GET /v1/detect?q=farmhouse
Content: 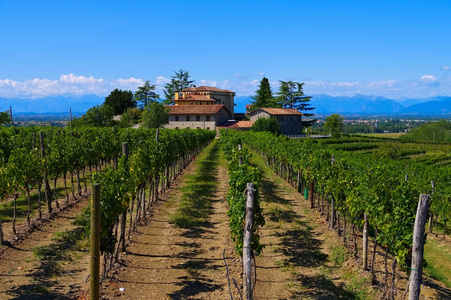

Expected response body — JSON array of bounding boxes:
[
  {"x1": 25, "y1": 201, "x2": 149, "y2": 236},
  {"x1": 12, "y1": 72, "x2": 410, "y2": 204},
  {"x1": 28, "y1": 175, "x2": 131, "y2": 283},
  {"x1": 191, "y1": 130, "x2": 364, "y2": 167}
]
[
  {"x1": 249, "y1": 107, "x2": 303, "y2": 135},
  {"x1": 165, "y1": 105, "x2": 230, "y2": 130},
  {"x1": 173, "y1": 85, "x2": 235, "y2": 119}
]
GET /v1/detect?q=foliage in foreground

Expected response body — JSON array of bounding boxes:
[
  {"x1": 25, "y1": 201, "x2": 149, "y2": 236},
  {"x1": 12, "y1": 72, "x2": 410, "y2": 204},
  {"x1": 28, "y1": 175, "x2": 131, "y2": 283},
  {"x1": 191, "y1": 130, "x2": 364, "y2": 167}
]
[{"x1": 219, "y1": 130, "x2": 264, "y2": 256}]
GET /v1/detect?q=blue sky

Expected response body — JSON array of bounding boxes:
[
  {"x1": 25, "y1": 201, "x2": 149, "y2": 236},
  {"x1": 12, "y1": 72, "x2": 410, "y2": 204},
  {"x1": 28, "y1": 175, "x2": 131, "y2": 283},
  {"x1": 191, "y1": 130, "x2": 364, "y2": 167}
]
[{"x1": 0, "y1": 0, "x2": 450, "y2": 101}]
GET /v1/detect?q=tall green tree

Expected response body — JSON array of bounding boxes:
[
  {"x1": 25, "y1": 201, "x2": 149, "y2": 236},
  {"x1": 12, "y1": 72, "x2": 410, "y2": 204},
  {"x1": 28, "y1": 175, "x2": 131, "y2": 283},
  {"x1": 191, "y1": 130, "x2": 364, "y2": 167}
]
[
  {"x1": 324, "y1": 113, "x2": 344, "y2": 138},
  {"x1": 0, "y1": 109, "x2": 10, "y2": 125},
  {"x1": 134, "y1": 80, "x2": 159, "y2": 109},
  {"x1": 72, "y1": 104, "x2": 116, "y2": 127},
  {"x1": 141, "y1": 101, "x2": 170, "y2": 129},
  {"x1": 163, "y1": 69, "x2": 195, "y2": 105},
  {"x1": 250, "y1": 77, "x2": 275, "y2": 111},
  {"x1": 276, "y1": 80, "x2": 315, "y2": 126},
  {"x1": 104, "y1": 89, "x2": 135, "y2": 115}
]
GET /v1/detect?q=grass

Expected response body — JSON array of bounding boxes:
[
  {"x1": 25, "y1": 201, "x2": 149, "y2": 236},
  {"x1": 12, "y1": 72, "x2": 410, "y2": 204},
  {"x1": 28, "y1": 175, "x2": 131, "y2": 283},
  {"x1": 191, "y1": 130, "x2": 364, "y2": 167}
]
[
  {"x1": 170, "y1": 140, "x2": 220, "y2": 228},
  {"x1": 330, "y1": 244, "x2": 349, "y2": 267},
  {"x1": 424, "y1": 237, "x2": 451, "y2": 288}
]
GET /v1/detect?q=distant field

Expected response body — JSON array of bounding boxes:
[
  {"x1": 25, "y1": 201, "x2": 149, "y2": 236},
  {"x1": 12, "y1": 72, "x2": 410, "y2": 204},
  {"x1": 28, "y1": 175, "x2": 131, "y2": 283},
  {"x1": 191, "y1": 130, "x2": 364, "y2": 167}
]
[{"x1": 364, "y1": 132, "x2": 406, "y2": 138}]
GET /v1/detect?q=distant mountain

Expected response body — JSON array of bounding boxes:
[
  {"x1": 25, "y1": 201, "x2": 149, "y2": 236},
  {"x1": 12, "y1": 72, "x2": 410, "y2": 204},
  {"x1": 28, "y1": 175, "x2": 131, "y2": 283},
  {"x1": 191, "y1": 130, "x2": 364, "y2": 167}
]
[
  {"x1": 0, "y1": 95, "x2": 104, "y2": 113},
  {"x1": 310, "y1": 94, "x2": 406, "y2": 114},
  {"x1": 2, "y1": 94, "x2": 451, "y2": 116},
  {"x1": 399, "y1": 97, "x2": 451, "y2": 115}
]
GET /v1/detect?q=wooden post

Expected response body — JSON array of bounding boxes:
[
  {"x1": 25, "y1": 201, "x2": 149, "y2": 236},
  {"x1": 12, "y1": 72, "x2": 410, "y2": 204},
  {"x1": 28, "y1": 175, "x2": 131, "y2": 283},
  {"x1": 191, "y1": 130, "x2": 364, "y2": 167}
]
[
  {"x1": 310, "y1": 181, "x2": 314, "y2": 209},
  {"x1": 409, "y1": 194, "x2": 429, "y2": 300},
  {"x1": 9, "y1": 106, "x2": 13, "y2": 126},
  {"x1": 40, "y1": 131, "x2": 52, "y2": 214},
  {"x1": 428, "y1": 180, "x2": 435, "y2": 233},
  {"x1": 90, "y1": 183, "x2": 101, "y2": 300},
  {"x1": 119, "y1": 142, "x2": 129, "y2": 253},
  {"x1": 363, "y1": 212, "x2": 369, "y2": 270},
  {"x1": 243, "y1": 182, "x2": 255, "y2": 300}
]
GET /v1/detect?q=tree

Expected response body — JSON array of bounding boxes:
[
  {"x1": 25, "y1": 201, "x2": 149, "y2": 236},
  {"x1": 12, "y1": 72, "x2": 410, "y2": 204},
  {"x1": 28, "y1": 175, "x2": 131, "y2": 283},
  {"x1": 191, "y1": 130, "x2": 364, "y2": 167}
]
[
  {"x1": 249, "y1": 77, "x2": 275, "y2": 111},
  {"x1": 163, "y1": 70, "x2": 195, "y2": 105},
  {"x1": 324, "y1": 114, "x2": 344, "y2": 138},
  {"x1": 250, "y1": 117, "x2": 281, "y2": 135},
  {"x1": 134, "y1": 81, "x2": 159, "y2": 109},
  {"x1": 276, "y1": 80, "x2": 315, "y2": 126},
  {"x1": 104, "y1": 89, "x2": 135, "y2": 115},
  {"x1": 117, "y1": 108, "x2": 141, "y2": 128},
  {"x1": 73, "y1": 104, "x2": 116, "y2": 127},
  {"x1": 0, "y1": 109, "x2": 10, "y2": 125},
  {"x1": 141, "y1": 101, "x2": 170, "y2": 129}
]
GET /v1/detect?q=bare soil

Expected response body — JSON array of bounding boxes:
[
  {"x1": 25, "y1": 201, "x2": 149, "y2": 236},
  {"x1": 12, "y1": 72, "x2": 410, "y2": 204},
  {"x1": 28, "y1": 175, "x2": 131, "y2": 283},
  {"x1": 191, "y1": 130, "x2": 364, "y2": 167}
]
[
  {"x1": 102, "y1": 148, "x2": 242, "y2": 299},
  {"x1": 0, "y1": 195, "x2": 91, "y2": 299}
]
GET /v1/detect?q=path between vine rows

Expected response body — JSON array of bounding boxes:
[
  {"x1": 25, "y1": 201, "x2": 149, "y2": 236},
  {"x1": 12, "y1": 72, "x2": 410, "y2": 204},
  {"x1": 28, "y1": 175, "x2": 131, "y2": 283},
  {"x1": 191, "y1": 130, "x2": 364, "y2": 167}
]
[
  {"x1": 0, "y1": 196, "x2": 91, "y2": 299},
  {"x1": 101, "y1": 141, "x2": 359, "y2": 300}
]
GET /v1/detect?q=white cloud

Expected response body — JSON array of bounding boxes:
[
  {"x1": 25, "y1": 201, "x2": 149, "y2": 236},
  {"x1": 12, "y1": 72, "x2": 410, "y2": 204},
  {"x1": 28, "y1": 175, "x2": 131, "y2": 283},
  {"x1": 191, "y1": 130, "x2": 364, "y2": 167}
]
[
  {"x1": 155, "y1": 76, "x2": 170, "y2": 86},
  {"x1": 421, "y1": 75, "x2": 437, "y2": 81},
  {"x1": 441, "y1": 65, "x2": 450, "y2": 71},
  {"x1": 0, "y1": 74, "x2": 146, "y2": 98},
  {"x1": 2, "y1": 73, "x2": 451, "y2": 100}
]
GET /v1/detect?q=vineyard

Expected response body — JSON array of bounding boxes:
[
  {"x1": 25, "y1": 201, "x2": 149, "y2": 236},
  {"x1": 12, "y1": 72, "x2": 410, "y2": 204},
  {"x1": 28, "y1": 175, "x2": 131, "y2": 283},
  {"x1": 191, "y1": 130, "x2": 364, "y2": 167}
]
[{"x1": 0, "y1": 127, "x2": 450, "y2": 299}]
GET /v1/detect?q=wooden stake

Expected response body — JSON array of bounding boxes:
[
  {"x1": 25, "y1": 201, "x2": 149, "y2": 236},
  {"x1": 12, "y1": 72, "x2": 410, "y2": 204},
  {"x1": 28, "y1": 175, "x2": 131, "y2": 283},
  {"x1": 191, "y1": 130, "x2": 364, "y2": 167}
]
[
  {"x1": 90, "y1": 184, "x2": 101, "y2": 300},
  {"x1": 243, "y1": 182, "x2": 255, "y2": 300},
  {"x1": 409, "y1": 194, "x2": 429, "y2": 300},
  {"x1": 363, "y1": 212, "x2": 369, "y2": 270}
]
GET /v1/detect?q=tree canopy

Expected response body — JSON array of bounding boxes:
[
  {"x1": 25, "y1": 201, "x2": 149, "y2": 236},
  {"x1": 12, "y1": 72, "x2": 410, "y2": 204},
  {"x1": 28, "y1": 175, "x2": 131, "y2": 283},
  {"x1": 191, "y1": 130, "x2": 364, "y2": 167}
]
[
  {"x1": 104, "y1": 89, "x2": 135, "y2": 115},
  {"x1": 0, "y1": 109, "x2": 11, "y2": 125},
  {"x1": 140, "y1": 101, "x2": 170, "y2": 129},
  {"x1": 249, "y1": 77, "x2": 275, "y2": 111},
  {"x1": 400, "y1": 119, "x2": 451, "y2": 143},
  {"x1": 72, "y1": 104, "x2": 116, "y2": 127},
  {"x1": 276, "y1": 80, "x2": 315, "y2": 127},
  {"x1": 163, "y1": 70, "x2": 195, "y2": 105},
  {"x1": 134, "y1": 80, "x2": 159, "y2": 109},
  {"x1": 250, "y1": 117, "x2": 281, "y2": 135},
  {"x1": 324, "y1": 113, "x2": 344, "y2": 138}
]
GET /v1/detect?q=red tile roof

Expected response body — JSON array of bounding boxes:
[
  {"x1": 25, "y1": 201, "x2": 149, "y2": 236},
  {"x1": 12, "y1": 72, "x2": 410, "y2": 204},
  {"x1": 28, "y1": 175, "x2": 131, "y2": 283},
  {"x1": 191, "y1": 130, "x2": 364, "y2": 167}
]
[
  {"x1": 252, "y1": 108, "x2": 303, "y2": 115},
  {"x1": 217, "y1": 120, "x2": 253, "y2": 128},
  {"x1": 167, "y1": 105, "x2": 229, "y2": 115},
  {"x1": 182, "y1": 86, "x2": 235, "y2": 94},
  {"x1": 229, "y1": 121, "x2": 253, "y2": 128}
]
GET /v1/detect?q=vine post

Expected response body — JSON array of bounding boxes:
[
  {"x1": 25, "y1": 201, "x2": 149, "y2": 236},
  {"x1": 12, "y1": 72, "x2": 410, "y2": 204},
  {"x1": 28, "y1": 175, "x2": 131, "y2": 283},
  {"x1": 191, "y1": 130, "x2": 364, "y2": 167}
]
[
  {"x1": 363, "y1": 212, "x2": 369, "y2": 270},
  {"x1": 40, "y1": 131, "x2": 52, "y2": 214},
  {"x1": 90, "y1": 183, "x2": 101, "y2": 300},
  {"x1": 243, "y1": 182, "x2": 254, "y2": 300},
  {"x1": 408, "y1": 194, "x2": 429, "y2": 300}
]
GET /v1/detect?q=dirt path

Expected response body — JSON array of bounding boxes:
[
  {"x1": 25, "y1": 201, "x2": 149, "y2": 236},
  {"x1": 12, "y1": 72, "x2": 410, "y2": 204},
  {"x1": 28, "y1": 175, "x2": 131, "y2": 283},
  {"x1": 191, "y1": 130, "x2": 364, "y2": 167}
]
[
  {"x1": 103, "y1": 141, "x2": 242, "y2": 299},
  {"x1": 0, "y1": 196, "x2": 90, "y2": 299},
  {"x1": 253, "y1": 164, "x2": 354, "y2": 299}
]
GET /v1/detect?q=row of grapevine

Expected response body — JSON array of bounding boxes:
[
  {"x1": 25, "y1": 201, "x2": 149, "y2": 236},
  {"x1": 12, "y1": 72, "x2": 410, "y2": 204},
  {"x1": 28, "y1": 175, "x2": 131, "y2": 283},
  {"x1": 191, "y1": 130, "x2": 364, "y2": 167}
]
[
  {"x1": 218, "y1": 130, "x2": 264, "y2": 256},
  {"x1": 237, "y1": 131, "x2": 451, "y2": 294},
  {"x1": 88, "y1": 128, "x2": 216, "y2": 277},
  {"x1": 0, "y1": 127, "x2": 215, "y2": 251}
]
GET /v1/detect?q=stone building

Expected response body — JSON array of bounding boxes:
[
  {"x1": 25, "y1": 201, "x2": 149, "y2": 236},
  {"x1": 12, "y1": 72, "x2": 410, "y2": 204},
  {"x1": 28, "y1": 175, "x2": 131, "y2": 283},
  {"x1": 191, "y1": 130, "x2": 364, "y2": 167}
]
[
  {"x1": 165, "y1": 105, "x2": 230, "y2": 130},
  {"x1": 173, "y1": 85, "x2": 235, "y2": 119},
  {"x1": 249, "y1": 108, "x2": 303, "y2": 135}
]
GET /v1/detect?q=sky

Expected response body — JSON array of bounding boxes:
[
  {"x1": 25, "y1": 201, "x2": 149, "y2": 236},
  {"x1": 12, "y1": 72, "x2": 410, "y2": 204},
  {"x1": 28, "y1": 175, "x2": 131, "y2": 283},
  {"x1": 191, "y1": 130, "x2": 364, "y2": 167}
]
[{"x1": 0, "y1": 0, "x2": 450, "y2": 102}]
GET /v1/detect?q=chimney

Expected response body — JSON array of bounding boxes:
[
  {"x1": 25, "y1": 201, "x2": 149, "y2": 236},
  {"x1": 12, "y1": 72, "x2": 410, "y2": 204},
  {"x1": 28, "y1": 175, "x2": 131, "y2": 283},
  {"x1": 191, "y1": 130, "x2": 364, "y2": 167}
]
[{"x1": 193, "y1": 85, "x2": 196, "y2": 88}]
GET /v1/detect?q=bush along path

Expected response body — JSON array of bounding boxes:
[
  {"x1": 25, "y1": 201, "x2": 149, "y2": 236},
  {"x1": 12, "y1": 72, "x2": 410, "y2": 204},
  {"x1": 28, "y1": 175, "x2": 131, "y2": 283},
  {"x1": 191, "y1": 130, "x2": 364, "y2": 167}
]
[{"x1": 102, "y1": 140, "x2": 243, "y2": 299}]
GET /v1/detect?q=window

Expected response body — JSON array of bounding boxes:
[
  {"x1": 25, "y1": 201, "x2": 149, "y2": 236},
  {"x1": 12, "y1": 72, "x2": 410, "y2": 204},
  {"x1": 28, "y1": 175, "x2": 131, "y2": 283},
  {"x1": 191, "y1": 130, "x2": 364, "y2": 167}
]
[
  {"x1": 175, "y1": 115, "x2": 179, "y2": 121},
  {"x1": 207, "y1": 127, "x2": 210, "y2": 130},
  {"x1": 206, "y1": 116, "x2": 210, "y2": 121},
  {"x1": 186, "y1": 116, "x2": 190, "y2": 121},
  {"x1": 196, "y1": 115, "x2": 200, "y2": 121}
]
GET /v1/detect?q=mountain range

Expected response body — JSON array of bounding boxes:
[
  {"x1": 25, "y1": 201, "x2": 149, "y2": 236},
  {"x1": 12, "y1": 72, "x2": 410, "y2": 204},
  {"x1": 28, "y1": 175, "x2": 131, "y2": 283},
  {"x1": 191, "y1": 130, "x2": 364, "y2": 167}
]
[{"x1": 2, "y1": 94, "x2": 451, "y2": 116}]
